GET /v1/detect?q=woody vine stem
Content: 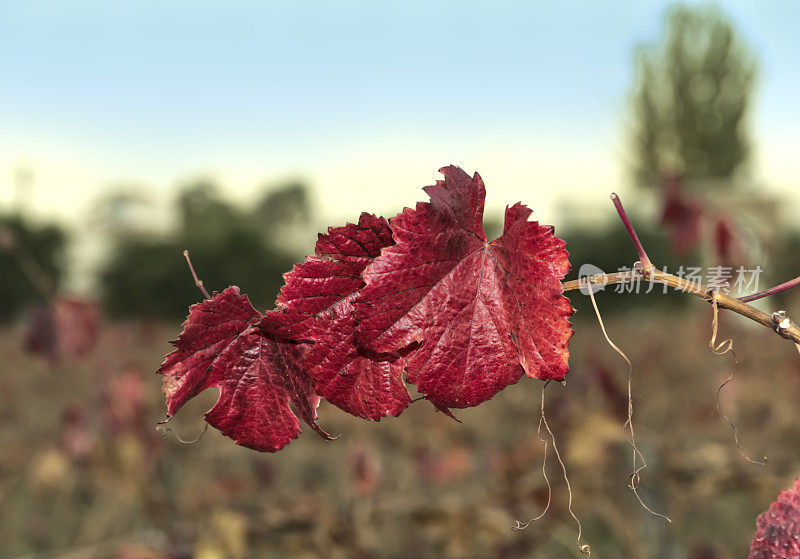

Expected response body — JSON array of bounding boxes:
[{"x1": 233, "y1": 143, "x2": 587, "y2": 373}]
[{"x1": 561, "y1": 193, "x2": 800, "y2": 347}]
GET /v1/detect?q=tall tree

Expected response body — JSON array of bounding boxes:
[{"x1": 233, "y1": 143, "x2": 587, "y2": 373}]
[{"x1": 631, "y1": 3, "x2": 757, "y2": 189}]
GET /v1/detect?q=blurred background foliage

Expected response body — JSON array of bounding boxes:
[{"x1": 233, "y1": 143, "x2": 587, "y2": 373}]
[
  {"x1": 2, "y1": 2, "x2": 800, "y2": 558},
  {"x1": 100, "y1": 180, "x2": 309, "y2": 320},
  {"x1": 631, "y1": 3, "x2": 756, "y2": 190},
  {"x1": 3, "y1": 2, "x2": 793, "y2": 324},
  {"x1": 0, "y1": 214, "x2": 65, "y2": 320},
  {"x1": 1, "y1": 179, "x2": 311, "y2": 322}
]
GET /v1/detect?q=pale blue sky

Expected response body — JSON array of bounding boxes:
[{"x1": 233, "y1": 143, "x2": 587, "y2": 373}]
[{"x1": 1, "y1": 0, "x2": 798, "y2": 229}]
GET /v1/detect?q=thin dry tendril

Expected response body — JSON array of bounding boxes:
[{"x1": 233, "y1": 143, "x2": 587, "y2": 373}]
[
  {"x1": 513, "y1": 382, "x2": 591, "y2": 556},
  {"x1": 513, "y1": 382, "x2": 552, "y2": 530},
  {"x1": 156, "y1": 417, "x2": 210, "y2": 444},
  {"x1": 585, "y1": 276, "x2": 672, "y2": 523},
  {"x1": 708, "y1": 292, "x2": 767, "y2": 466}
]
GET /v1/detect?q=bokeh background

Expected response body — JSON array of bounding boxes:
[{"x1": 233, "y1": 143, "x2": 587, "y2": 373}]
[{"x1": 2, "y1": 1, "x2": 799, "y2": 557}]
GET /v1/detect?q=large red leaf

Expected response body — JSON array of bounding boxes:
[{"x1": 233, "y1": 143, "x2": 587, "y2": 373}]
[
  {"x1": 355, "y1": 166, "x2": 573, "y2": 410},
  {"x1": 159, "y1": 287, "x2": 332, "y2": 452},
  {"x1": 262, "y1": 213, "x2": 411, "y2": 420},
  {"x1": 749, "y1": 478, "x2": 800, "y2": 558}
]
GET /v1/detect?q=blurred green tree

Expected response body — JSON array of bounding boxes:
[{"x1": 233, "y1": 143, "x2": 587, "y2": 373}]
[
  {"x1": 631, "y1": 3, "x2": 757, "y2": 189},
  {"x1": 252, "y1": 181, "x2": 310, "y2": 237},
  {"x1": 101, "y1": 180, "x2": 313, "y2": 319}
]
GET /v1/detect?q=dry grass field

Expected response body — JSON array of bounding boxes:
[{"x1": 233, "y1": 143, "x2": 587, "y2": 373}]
[{"x1": 2, "y1": 299, "x2": 800, "y2": 558}]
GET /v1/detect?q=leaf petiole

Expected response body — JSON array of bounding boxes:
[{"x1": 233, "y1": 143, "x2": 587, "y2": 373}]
[
  {"x1": 738, "y1": 275, "x2": 800, "y2": 303},
  {"x1": 183, "y1": 249, "x2": 211, "y2": 300},
  {"x1": 610, "y1": 193, "x2": 653, "y2": 273}
]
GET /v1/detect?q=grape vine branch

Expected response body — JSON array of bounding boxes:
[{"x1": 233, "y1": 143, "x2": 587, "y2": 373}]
[
  {"x1": 160, "y1": 168, "x2": 800, "y2": 456},
  {"x1": 562, "y1": 193, "x2": 800, "y2": 346}
]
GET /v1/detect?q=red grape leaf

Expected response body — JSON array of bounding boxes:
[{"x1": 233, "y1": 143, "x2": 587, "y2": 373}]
[
  {"x1": 749, "y1": 477, "x2": 800, "y2": 558},
  {"x1": 159, "y1": 286, "x2": 332, "y2": 452},
  {"x1": 355, "y1": 166, "x2": 573, "y2": 411},
  {"x1": 262, "y1": 213, "x2": 411, "y2": 420}
]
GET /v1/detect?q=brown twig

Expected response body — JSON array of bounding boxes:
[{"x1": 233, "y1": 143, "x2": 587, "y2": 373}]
[
  {"x1": 183, "y1": 250, "x2": 211, "y2": 300},
  {"x1": 562, "y1": 270, "x2": 800, "y2": 346},
  {"x1": 739, "y1": 274, "x2": 800, "y2": 303},
  {"x1": 562, "y1": 193, "x2": 800, "y2": 348}
]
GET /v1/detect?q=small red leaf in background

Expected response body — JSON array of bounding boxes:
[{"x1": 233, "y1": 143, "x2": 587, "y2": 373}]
[
  {"x1": 713, "y1": 216, "x2": 744, "y2": 265},
  {"x1": 584, "y1": 350, "x2": 628, "y2": 421},
  {"x1": 100, "y1": 366, "x2": 163, "y2": 464},
  {"x1": 263, "y1": 213, "x2": 411, "y2": 420},
  {"x1": 59, "y1": 402, "x2": 95, "y2": 465},
  {"x1": 749, "y1": 477, "x2": 800, "y2": 558},
  {"x1": 102, "y1": 369, "x2": 147, "y2": 436},
  {"x1": 23, "y1": 304, "x2": 56, "y2": 359},
  {"x1": 159, "y1": 287, "x2": 332, "y2": 452},
  {"x1": 56, "y1": 297, "x2": 99, "y2": 358},
  {"x1": 349, "y1": 444, "x2": 381, "y2": 495},
  {"x1": 355, "y1": 166, "x2": 573, "y2": 412},
  {"x1": 660, "y1": 179, "x2": 703, "y2": 257},
  {"x1": 660, "y1": 177, "x2": 745, "y2": 266},
  {"x1": 24, "y1": 297, "x2": 99, "y2": 363},
  {"x1": 413, "y1": 444, "x2": 474, "y2": 484}
]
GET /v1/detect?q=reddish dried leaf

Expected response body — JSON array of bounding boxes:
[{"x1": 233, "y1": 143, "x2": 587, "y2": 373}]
[
  {"x1": 749, "y1": 478, "x2": 800, "y2": 558},
  {"x1": 24, "y1": 297, "x2": 99, "y2": 363},
  {"x1": 101, "y1": 367, "x2": 163, "y2": 463},
  {"x1": 349, "y1": 443, "x2": 381, "y2": 495},
  {"x1": 355, "y1": 166, "x2": 573, "y2": 411},
  {"x1": 59, "y1": 403, "x2": 95, "y2": 465},
  {"x1": 102, "y1": 369, "x2": 147, "y2": 436},
  {"x1": 414, "y1": 444, "x2": 474, "y2": 484},
  {"x1": 660, "y1": 181, "x2": 703, "y2": 256},
  {"x1": 713, "y1": 216, "x2": 743, "y2": 265},
  {"x1": 263, "y1": 213, "x2": 411, "y2": 420},
  {"x1": 585, "y1": 350, "x2": 628, "y2": 421},
  {"x1": 55, "y1": 298, "x2": 99, "y2": 358},
  {"x1": 159, "y1": 287, "x2": 332, "y2": 452},
  {"x1": 23, "y1": 304, "x2": 56, "y2": 360}
]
